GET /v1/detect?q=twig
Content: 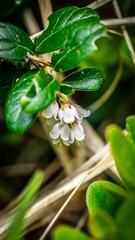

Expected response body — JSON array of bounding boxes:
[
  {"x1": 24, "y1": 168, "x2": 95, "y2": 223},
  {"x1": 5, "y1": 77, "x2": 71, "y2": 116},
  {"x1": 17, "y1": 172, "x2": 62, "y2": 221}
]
[
  {"x1": 23, "y1": 8, "x2": 40, "y2": 34},
  {"x1": 38, "y1": 152, "x2": 113, "y2": 240},
  {"x1": 112, "y1": 0, "x2": 135, "y2": 67},
  {"x1": 88, "y1": 0, "x2": 112, "y2": 9},
  {"x1": 38, "y1": 0, "x2": 52, "y2": 28},
  {"x1": 101, "y1": 17, "x2": 135, "y2": 27}
]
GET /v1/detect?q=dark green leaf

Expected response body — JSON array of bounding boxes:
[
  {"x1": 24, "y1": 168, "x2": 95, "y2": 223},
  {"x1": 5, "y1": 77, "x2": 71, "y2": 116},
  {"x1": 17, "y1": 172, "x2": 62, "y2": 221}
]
[
  {"x1": 0, "y1": 22, "x2": 34, "y2": 61},
  {"x1": 52, "y1": 22, "x2": 106, "y2": 72},
  {"x1": 90, "y1": 210, "x2": 118, "y2": 240},
  {"x1": 0, "y1": 61, "x2": 24, "y2": 106},
  {"x1": 86, "y1": 180, "x2": 128, "y2": 217},
  {"x1": 53, "y1": 225, "x2": 92, "y2": 240},
  {"x1": 126, "y1": 116, "x2": 135, "y2": 143},
  {"x1": 4, "y1": 170, "x2": 44, "y2": 240},
  {"x1": 5, "y1": 70, "x2": 40, "y2": 134},
  {"x1": 60, "y1": 83, "x2": 75, "y2": 95},
  {"x1": 35, "y1": 6, "x2": 100, "y2": 54},
  {"x1": 0, "y1": 0, "x2": 23, "y2": 19},
  {"x1": 116, "y1": 196, "x2": 135, "y2": 240},
  {"x1": 106, "y1": 125, "x2": 135, "y2": 192},
  {"x1": 62, "y1": 68, "x2": 104, "y2": 91},
  {"x1": 21, "y1": 69, "x2": 60, "y2": 113}
]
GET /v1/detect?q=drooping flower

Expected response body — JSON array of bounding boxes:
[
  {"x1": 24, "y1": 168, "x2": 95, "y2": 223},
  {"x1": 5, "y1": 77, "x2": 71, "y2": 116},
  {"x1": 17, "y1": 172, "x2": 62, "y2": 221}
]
[
  {"x1": 41, "y1": 94, "x2": 90, "y2": 146},
  {"x1": 49, "y1": 121, "x2": 85, "y2": 146},
  {"x1": 42, "y1": 101, "x2": 59, "y2": 120}
]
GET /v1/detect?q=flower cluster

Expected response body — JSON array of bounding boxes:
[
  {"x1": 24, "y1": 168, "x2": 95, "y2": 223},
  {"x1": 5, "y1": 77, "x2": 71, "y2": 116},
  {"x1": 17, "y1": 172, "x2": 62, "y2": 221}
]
[{"x1": 42, "y1": 95, "x2": 90, "y2": 146}]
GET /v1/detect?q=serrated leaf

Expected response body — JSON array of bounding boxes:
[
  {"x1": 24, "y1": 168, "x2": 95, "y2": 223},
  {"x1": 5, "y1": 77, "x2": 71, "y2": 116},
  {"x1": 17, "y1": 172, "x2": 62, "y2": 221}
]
[
  {"x1": 90, "y1": 210, "x2": 118, "y2": 240},
  {"x1": 126, "y1": 116, "x2": 135, "y2": 143},
  {"x1": 53, "y1": 225, "x2": 92, "y2": 240},
  {"x1": 5, "y1": 70, "x2": 40, "y2": 134},
  {"x1": 4, "y1": 170, "x2": 44, "y2": 240},
  {"x1": 22, "y1": 69, "x2": 60, "y2": 113},
  {"x1": 0, "y1": 22, "x2": 34, "y2": 61},
  {"x1": 52, "y1": 22, "x2": 106, "y2": 72},
  {"x1": 0, "y1": 0, "x2": 23, "y2": 19},
  {"x1": 116, "y1": 196, "x2": 135, "y2": 240},
  {"x1": 0, "y1": 61, "x2": 23, "y2": 105},
  {"x1": 35, "y1": 6, "x2": 99, "y2": 54},
  {"x1": 62, "y1": 68, "x2": 104, "y2": 91},
  {"x1": 106, "y1": 125, "x2": 135, "y2": 192},
  {"x1": 86, "y1": 180, "x2": 128, "y2": 217}
]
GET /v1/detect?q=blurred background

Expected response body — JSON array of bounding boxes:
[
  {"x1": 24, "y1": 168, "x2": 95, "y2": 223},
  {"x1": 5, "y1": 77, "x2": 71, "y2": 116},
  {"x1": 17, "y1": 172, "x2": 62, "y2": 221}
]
[{"x1": 0, "y1": 0, "x2": 135, "y2": 239}]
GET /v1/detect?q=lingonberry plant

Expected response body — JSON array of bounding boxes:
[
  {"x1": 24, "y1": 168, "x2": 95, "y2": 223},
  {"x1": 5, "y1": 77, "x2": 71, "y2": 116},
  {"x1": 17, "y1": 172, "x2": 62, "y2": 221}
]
[{"x1": 0, "y1": 6, "x2": 106, "y2": 145}]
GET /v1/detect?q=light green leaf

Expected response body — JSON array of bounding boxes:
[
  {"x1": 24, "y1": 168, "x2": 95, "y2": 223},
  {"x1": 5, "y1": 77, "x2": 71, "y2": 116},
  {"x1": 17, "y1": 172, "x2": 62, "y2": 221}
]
[
  {"x1": 126, "y1": 116, "x2": 135, "y2": 143},
  {"x1": 116, "y1": 196, "x2": 135, "y2": 240},
  {"x1": 106, "y1": 125, "x2": 135, "y2": 192},
  {"x1": 90, "y1": 210, "x2": 118, "y2": 240},
  {"x1": 4, "y1": 170, "x2": 44, "y2": 240},
  {"x1": 86, "y1": 180, "x2": 128, "y2": 216},
  {"x1": 62, "y1": 68, "x2": 105, "y2": 91},
  {"x1": 0, "y1": 22, "x2": 34, "y2": 61},
  {"x1": 35, "y1": 6, "x2": 100, "y2": 54},
  {"x1": 53, "y1": 225, "x2": 92, "y2": 240}
]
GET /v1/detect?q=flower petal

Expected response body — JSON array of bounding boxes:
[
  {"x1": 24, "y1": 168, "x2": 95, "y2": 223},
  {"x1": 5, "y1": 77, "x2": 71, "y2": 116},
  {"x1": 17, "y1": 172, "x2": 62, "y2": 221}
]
[
  {"x1": 58, "y1": 108, "x2": 64, "y2": 123},
  {"x1": 63, "y1": 105, "x2": 75, "y2": 123},
  {"x1": 73, "y1": 122, "x2": 85, "y2": 141},
  {"x1": 61, "y1": 124, "x2": 70, "y2": 141},
  {"x1": 75, "y1": 104, "x2": 91, "y2": 118},
  {"x1": 53, "y1": 102, "x2": 59, "y2": 120},
  {"x1": 42, "y1": 104, "x2": 54, "y2": 118},
  {"x1": 50, "y1": 122, "x2": 61, "y2": 139}
]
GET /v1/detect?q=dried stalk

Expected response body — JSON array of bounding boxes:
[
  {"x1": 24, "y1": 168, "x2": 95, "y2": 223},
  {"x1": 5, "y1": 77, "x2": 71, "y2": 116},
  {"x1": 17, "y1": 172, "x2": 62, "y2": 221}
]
[
  {"x1": 112, "y1": 0, "x2": 135, "y2": 67},
  {"x1": 88, "y1": 0, "x2": 112, "y2": 9}
]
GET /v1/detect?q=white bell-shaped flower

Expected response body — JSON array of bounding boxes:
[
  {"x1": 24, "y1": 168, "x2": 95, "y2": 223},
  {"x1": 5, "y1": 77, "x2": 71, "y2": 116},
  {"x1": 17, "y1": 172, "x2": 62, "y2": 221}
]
[{"x1": 42, "y1": 101, "x2": 59, "y2": 120}]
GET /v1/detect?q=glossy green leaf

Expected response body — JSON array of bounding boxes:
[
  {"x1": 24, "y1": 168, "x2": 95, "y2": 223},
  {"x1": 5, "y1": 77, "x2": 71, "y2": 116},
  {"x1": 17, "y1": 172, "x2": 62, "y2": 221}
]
[
  {"x1": 116, "y1": 196, "x2": 135, "y2": 240},
  {"x1": 53, "y1": 225, "x2": 92, "y2": 240},
  {"x1": 106, "y1": 125, "x2": 135, "y2": 192},
  {"x1": 4, "y1": 170, "x2": 44, "y2": 240},
  {"x1": 90, "y1": 210, "x2": 118, "y2": 240},
  {"x1": 21, "y1": 69, "x2": 59, "y2": 114},
  {"x1": 5, "y1": 70, "x2": 40, "y2": 134},
  {"x1": 52, "y1": 22, "x2": 106, "y2": 72},
  {"x1": 60, "y1": 83, "x2": 75, "y2": 95},
  {"x1": 35, "y1": 6, "x2": 100, "y2": 54},
  {"x1": 0, "y1": 0, "x2": 23, "y2": 19},
  {"x1": 62, "y1": 68, "x2": 104, "y2": 91},
  {"x1": 126, "y1": 116, "x2": 135, "y2": 143},
  {"x1": 86, "y1": 180, "x2": 128, "y2": 216},
  {"x1": 0, "y1": 22, "x2": 34, "y2": 61},
  {"x1": 0, "y1": 61, "x2": 24, "y2": 106}
]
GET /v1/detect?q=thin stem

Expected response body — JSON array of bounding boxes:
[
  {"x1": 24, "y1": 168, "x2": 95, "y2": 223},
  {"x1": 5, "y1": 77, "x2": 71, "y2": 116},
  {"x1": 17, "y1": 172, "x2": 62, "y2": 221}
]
[
  {"x1": 26, "y1": 53, "x2": 52, "y2": 67},
  {"x1": 38, "y1": 152, "x2": 113, "y2": 240},
  {"x1": 89, "y1": 55, "x2": 123, "y2": 112},
  {"x1": 38, "y1": 0, "x2": 52, "y2": 28},
  {"x1": 88, "y1": 0, "x2": 112, "y2": 9},
  {"x1": 113, "y1": 0, "x2": 135, "y2": 67}
]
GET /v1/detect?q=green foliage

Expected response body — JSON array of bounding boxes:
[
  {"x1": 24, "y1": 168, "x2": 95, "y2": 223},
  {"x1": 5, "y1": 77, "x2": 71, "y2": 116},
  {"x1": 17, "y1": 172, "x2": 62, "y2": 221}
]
[
  {"x1": 53, "y1": 225, "x2": 92, "y2": 240},
  {"x1": 35, "y1": 6, "x2": 106, "y2": 72},
  {"x1": 126, "y1": 116, "x2": 135, "y2": 143},
  {"x1": 0, "y1": 61, "x2": 24, "y2": 105},
  {"x1": 106, "y1": 125, "x2": 135, "y2": 192},
  {"x1": 35, "y1": 6, "x2": 100, "y2": 54},
  {"x1": 86, "y1": 180, "x2": 128, "y2": 216},
  {"x1": 0, "y1": 22, "x2": 34, "y2": 61},
  {"x1": 62, "y1": 68, "x2": 105, "y2": 91},
  {"x1": 51, "y1": 22, "x2": 106, "y2": 72},
  {"x1": 4, "y1": 170, "x2": 44, "y2": 240},
  {"x1": 90, "y1": 210, "x2": 118, "y2": 240}
]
